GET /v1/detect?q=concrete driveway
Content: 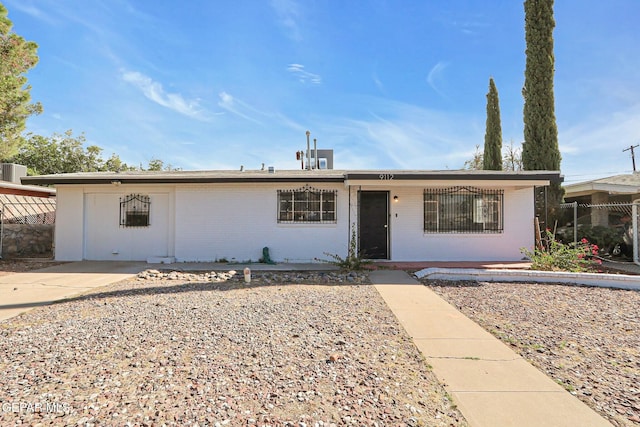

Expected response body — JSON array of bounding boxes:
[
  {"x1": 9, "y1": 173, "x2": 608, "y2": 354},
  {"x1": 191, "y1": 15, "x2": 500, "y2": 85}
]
[{"x1": 0, "y1": 261, "x2": 148, "y2": 321}]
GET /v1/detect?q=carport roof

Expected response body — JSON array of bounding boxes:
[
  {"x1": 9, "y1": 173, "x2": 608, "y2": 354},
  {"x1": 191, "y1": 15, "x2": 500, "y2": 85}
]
[{"x1": 564, "y1": 172, "x2": 640, "y2": 197}]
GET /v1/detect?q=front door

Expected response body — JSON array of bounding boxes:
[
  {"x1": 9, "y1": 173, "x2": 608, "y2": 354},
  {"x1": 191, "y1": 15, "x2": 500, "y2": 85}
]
[{"x1": 359, "y1": 191, "x2": 389, "y2": 259}]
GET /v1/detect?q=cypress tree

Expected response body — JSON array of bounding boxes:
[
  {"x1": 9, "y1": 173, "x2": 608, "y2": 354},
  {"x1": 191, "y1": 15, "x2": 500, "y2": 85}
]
[
  {"x1": 483, "y1": 78, "x2": 502, "y2": 170},
  {"x1": 522, "y1": 0, "x2": 560, "y2": 171},
  {"x1": 522, "y1": 0, "x2": 563, "y2": 227}
]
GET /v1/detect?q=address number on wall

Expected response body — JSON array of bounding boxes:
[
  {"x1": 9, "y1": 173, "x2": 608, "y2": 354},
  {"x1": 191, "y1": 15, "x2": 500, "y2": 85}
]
[{"x1": 379, "y1": 174, "x2": 394, "y2": 180}]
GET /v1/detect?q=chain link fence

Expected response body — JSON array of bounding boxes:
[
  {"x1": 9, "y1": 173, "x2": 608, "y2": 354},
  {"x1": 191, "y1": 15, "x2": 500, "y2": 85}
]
[{"x1": 558, "y1": 201, "x2": 639, "y2": 261}]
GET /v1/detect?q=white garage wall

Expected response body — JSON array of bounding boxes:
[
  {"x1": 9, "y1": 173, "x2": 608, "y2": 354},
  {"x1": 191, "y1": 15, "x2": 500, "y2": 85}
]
[
  {"x1": 174, "y1": 183, "x2": 350, "y2": 262},
  {"x1": 84, "y1": 190, "x2": 172, "y2": 261},
  {"x1": 53, "y1": 185, "x2": 174, "y2": 261}
]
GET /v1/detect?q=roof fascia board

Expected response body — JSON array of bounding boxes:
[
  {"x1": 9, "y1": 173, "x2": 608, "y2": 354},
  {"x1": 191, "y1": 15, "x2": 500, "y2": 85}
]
[
  {"x1": 345, "y1": 179, "x2": 552, "y2": 188},
  {"x1": 22, "y1": 176, "x2": 345, "y2": 185}
]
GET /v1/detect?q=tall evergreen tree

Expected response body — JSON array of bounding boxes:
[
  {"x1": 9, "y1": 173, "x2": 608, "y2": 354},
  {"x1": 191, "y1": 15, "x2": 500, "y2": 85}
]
[
  {"x1": 0, "y1": 2, "x2": 42, "y2": 160},
  {"x1": 522, "y1": 0, "x2": 560, "y2": 171},
  {"x1": 483, "y1": 77, "x2": 502, "y2": 170},
  {"x1": 522, "y1": 0, "x2": 563, "y2": 227}
]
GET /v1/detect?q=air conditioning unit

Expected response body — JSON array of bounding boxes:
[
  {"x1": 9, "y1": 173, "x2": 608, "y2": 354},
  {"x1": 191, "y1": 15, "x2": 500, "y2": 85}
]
[{"x1": 1, "y1": 163, "x2": 28, "y2": 184}]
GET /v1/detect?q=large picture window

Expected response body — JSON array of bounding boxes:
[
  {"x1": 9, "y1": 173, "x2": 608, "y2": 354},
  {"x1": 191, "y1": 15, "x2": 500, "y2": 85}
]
[
  {"x1": 424, "y1": 187, "x2": 503, "y2": 233},
  {"x1": 120, "y1": 194, "x2": 150, "y2": 227},
  {"x1": 278, "y1": 185, "x2": 337, "y2": 223}
]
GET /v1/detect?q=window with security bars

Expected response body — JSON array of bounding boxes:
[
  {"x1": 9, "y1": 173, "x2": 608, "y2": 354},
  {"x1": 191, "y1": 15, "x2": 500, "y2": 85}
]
[
  {"x1": 424, "y1": 187, "x2": 503, "y2": 233},
  {"x1": 278, "y1": 186, "x2": 337, "y2": 223},
  {"x1": 119, "y1": 194, "x2": 150, "y2": 227}
]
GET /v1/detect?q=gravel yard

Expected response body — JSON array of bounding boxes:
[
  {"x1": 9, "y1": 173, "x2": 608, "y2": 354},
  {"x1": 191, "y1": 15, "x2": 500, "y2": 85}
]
[
  {"x1": 424, "y1": 279, "x2": 640, "y2": 427},
  {"x1": 0, "y1": 270, "x2": 466, "y2": 426}
]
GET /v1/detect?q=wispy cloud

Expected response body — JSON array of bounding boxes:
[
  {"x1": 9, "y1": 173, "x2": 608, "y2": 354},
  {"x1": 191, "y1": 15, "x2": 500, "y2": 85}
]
[
  {"x1": 121, "y1": 70, "x2": 211, "y2": 120},
  {"x1": 559, "y1": 103, "x2": 640, "y2": 182},
  {"x1": 426, "y1": 61, "x2": 449, "y2": 99},
  {"x1": 217, "y1": 92, "x2": 263, "y2": 124},
  {"x1": 270, "y1": 0, "x2": 302, "y2": 41},
  {"x1": 287, "y1": 64, "x2": 322, "y2": 84},
  {"x1": 372, "y1": 73, "x2": 385, "y2": 94},
  {"x1": 322, "y1": 98, "x2": 482, "y2": 170},
  {"x1": 2, "y1": 1, "x2": 59, "y2": 25}
]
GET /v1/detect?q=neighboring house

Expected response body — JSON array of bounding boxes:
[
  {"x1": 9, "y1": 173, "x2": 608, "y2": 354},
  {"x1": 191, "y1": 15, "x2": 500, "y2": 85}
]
[
  {"x1": 0, "y1": 165, "x2": 56, "y2": 258},
  {"x1": 22, "y1": 169, "x2": 560, "y2": 263},
  {"x1": 563, "y1": 172, "x2": 640, "y2": 227},
  {"x1": 0, "y1": 164, "x2": 56, "y2": 225}
]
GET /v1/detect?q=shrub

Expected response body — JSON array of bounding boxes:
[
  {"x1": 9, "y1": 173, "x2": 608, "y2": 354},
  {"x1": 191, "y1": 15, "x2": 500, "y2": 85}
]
[
  {"x1": 521, "y1": 231, "x2": 601, "y2": 272},
  {"x1": 318, "y1": 225, "x2": 370, "y2": 271}
]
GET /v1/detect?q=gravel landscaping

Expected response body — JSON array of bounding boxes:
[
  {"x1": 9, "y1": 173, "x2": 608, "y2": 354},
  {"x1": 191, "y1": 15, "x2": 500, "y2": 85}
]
[
  {"x1": 423, "y1": 279, "x2": 640, "y2": 427},
  {"x1": 0, "y1": 270, "x2": 466, "y2": 426}
]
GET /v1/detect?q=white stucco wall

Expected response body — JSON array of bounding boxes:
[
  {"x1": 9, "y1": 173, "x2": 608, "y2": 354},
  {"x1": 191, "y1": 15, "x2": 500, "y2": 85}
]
[
  {"x1": 53, "y1": 180, "x2": 536, "y2": 263},
  {"x1": 386, "y1": 186, "x2": 534, "y2": 261},
  {"x1": 53, "y1": 186, "x2": 84, "y2": 261},
  {"x1": 174, "y1": 183, "x2": 350, "y2": 262},
  {"x1": 53, "y1": 185, "x2": 174, "y2": 261},
  {"x1": 83, "y1": 189, "x2": 173, "y2": 261}
]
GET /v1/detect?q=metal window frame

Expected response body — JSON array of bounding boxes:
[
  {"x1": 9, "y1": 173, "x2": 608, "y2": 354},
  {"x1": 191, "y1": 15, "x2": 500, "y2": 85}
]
[
  {"x1": 423, "y1": 186, "x2": 503, "y2": 233},
  {"x1": 277, "y1": 185, "x2": 337, "y2": 224},
  {"x1": 119, "y1": 194, "x2": 151, "y2": 227}
]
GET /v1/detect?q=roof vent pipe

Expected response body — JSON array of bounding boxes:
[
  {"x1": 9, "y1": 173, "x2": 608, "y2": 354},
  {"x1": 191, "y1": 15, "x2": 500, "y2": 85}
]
[
  {"x1": 313, "y1": 138, "x2": 318, "y2": 170},
  {"x1": 305, "y1": 130, "x2": 311, "y2": 170}
]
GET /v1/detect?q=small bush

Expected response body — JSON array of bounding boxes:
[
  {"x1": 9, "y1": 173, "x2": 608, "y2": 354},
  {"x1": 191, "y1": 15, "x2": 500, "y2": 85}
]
[
  {"x1": 318, "y1": 225, "x2": 370, "y2": 271},
  {"x1": 521, "y1": 230, "x2": 601, "y2": 272}
]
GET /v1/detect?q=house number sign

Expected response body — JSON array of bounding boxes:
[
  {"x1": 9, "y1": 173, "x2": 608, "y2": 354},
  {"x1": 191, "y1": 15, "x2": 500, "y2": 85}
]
[{"x1": 379, "y1": 173, "x2": 394, "y2": 180}]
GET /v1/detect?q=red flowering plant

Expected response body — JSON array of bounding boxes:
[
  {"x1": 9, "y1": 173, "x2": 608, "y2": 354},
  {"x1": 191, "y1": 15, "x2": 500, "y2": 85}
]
[{"x1": 521, "y1": 231, "x2": 602, "y2": 272}]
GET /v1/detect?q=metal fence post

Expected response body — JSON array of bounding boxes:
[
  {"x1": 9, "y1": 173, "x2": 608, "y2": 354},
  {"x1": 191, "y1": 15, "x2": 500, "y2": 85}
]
[{"x1": 633, "y1": 201, "x2": 639, "y2": 266}]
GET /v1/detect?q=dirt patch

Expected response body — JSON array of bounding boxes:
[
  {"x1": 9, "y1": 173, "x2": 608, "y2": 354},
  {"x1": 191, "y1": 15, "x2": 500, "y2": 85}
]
[{"x1": 0, "y1": 258, "x2": 67, "y2": 276}]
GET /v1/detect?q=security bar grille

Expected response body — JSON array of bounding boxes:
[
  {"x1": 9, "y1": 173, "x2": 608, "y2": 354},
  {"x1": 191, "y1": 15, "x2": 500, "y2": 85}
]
[
  {"x1": 424, "y1": 186, "x2": 504, "y2": 233},
  {"x1": 119, "y1": 194, "x2": 150, "y2": 227},
  {"x1": 278, "y1": 185, "x2": 337, "y2": 223}
]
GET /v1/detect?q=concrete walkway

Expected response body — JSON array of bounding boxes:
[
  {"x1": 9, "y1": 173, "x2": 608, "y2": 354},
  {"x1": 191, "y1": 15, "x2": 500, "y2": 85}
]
[{"x1": 370, "y1": 270, "x2": 612, "y2": 427}]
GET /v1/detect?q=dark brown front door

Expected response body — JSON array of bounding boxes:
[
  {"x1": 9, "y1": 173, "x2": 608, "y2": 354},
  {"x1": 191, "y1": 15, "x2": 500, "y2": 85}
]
[{"x1": 359, "y1": 191, "x2": 389, "y2": 259}]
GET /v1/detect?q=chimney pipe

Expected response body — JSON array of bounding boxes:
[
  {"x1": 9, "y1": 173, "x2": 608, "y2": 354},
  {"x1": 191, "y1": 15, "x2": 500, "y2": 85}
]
[
  {"x1": 305, "y1": 131, "x2": 311, "y2": 170},
  {"x1": 313, "y1": 138, "x2": 318, "y2": 170}
]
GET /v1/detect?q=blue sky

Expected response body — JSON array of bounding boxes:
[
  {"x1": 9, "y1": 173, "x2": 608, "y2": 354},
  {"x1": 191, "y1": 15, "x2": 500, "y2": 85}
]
[{"x1": 4, "y1": 0, "x2": 640, "y2": 183}]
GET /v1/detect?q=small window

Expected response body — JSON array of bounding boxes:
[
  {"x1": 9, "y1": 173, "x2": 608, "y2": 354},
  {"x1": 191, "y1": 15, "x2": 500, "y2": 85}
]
[
  {"x1": 278, "y1": 185, "x2": 337, "y2": 223},
  {"x1": 120, "y1": 194, "x2": 150, "y2": 227},
  {"x1": 424, "y1": 187, "x2": 503, "y2": 233}
]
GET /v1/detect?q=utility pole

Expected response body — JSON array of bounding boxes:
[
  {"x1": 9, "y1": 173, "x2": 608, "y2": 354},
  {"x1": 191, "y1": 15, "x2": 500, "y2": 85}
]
[{"x1": 623, "y1": 144, "x2": 640, "y2": 172}]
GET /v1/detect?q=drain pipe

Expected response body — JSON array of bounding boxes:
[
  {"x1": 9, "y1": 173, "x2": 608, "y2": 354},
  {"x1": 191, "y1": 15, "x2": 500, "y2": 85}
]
[
  {"x1": 572, "y1": 201, "x2": 578, "y2": 245},
  {"x1": 634, "y1": 202, "x2": 639, "y2": 266}
]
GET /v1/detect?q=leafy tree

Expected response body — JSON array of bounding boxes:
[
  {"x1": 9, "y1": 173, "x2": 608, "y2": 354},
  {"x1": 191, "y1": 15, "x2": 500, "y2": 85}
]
[
  {"x1": 10, "y1": 129, "x2": 176, "y2": 174},
  {"x1": 464, "y1": 145, "x2": 483, "y2": 170},
  {"x1": 483, "y1": 78, "x2": 502, "y2": 170},
  {"x1": 144, "y1": 158, "x2": 181, "y2": 171},
  {"x1": 0, "y1": 2, "x2": 43, "y2": 160},
  {"x1": 522, "y1": 0, "x2": 563, "y2": 228},
  {"x1": 10, "y1": 130, "x2": 134, "y2": 174}
]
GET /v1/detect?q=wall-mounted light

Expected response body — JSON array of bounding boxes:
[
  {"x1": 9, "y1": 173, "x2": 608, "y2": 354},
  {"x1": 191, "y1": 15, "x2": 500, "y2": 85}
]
[
  {"x1": 393, "y1": 195, "x2": 399, "y2": 202},
  {"x1": 111, "y1": 180, "x2": 121, "y2": 186}
]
